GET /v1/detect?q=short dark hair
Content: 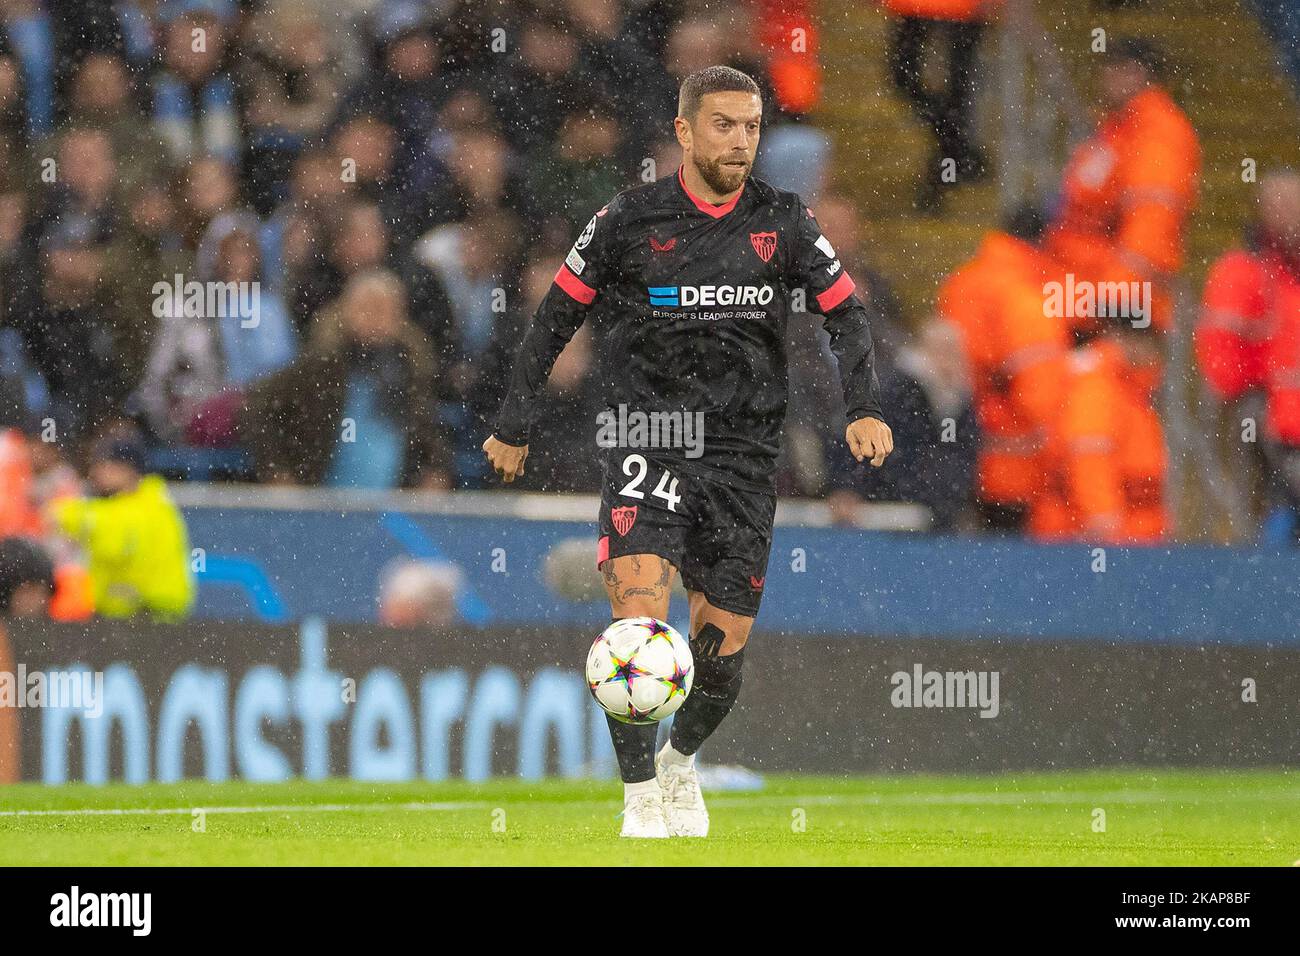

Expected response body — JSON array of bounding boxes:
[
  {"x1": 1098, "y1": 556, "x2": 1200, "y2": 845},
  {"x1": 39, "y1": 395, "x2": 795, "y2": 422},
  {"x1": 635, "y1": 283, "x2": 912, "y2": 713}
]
[
  {"x1": 0, "y1": 537, "x2": 55, "y2": 614},
  {"x1": 677, "y1": 65, "x2": 761, "y2": 122}
]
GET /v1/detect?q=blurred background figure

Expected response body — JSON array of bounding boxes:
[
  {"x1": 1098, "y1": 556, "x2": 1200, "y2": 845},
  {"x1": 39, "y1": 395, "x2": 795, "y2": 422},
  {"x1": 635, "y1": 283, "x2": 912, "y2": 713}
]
[
  {"x1": 1043, "y1": 37, "x2": 1200, "y2": 336},
  {"x1": 826, "y1": 316, "x2": 977, "y2": 531},
  {"x1": 1194, "y1": 169, "x2": 1300, "y2": 544},
  {"x1": 0, "y1": 398, "x2": 90, "y2": 621},
  {"x1": 1035, "y1": 315, "x2": 1167, "y2": 544},
  {"x1": 413, "y1": 210, "x2": 523, "y2": 483},
  {"x1": 542, "y1": 537, "x2": 609, "y2": 604},
  {"x1": 1195, "y1": 169, "x2": 1300, "y2": 538},
  {"x1": 523, "y1": 91, "x2": 625, "y2": 245},
  {"x1": 47, "y1": 426, "x2": 195, "y2": 621},
  {"x1": 882, "y1": 0, "x2": 994, "y2": 212},
  {"x1": 152, "y1": 0, "x2": 239, "y2": 165},
  {"x1": 240, "y1": 268, "x2": 450, "y2": 489},
  {"x1": 135, "y1": 209, "x2": 296, "y2": 447},
  {"x1": 0, "y1": 535, "x2": 54, "y2": 618},
  {"x1": 58, "y1": 51, "x2": 166, "y2": 197},
  {"x1": 29, "y1": 126, "x2": 129, "y2": 442},
  {"x1": 939, "y1": 206, "x2": 1066, "y2": 534},
  {"x1": 237, "y1": 1, "x2": 338, "y2": 215},
  {"x1": 378, "y1": 557, "x2": 464, "y2": 628}
]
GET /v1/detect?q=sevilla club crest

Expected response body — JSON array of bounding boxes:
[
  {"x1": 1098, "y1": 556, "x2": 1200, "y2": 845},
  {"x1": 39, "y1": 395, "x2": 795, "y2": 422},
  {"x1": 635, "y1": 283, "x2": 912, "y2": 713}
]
[
  {"x1": 749, "y1": 231, "x2": 777, "y2": 263},
  {"x1": 611, "y1": 505, "x2": 638, "y2": 537}
]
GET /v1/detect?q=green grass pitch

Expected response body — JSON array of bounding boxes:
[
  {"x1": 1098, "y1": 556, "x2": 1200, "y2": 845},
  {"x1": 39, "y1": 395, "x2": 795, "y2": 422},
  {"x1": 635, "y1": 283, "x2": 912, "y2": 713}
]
[{"x1": 0, "y1": 769, "x2": 1295, "y2": 866}]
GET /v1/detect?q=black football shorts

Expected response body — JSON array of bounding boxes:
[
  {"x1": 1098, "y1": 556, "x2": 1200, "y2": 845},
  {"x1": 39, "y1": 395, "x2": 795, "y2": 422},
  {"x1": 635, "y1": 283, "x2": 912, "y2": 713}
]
[{"x1": 596, "y1": 452, "x2": 776, "y2": 617}]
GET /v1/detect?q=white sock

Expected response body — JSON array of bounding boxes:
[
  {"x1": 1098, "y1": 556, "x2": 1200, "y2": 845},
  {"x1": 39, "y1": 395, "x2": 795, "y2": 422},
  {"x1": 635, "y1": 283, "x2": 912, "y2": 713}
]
[
  {"x1": 660, "y1": 744, "x2": 695, "y2": 768},
  {"x1": 624, "y1": 779, "x2": 659, "y2": 801}
]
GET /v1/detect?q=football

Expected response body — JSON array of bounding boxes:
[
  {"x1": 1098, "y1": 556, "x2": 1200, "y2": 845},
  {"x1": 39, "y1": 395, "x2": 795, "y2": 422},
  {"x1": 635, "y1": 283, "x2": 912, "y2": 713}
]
[{"x1": 586, "y1": 617, "x2": 694, "y2": 724}]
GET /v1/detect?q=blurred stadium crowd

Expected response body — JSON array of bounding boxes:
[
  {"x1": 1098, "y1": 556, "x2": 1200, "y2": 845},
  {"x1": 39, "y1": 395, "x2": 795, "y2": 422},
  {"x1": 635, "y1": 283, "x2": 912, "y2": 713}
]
[{"x1": 0, "y1": 0, "x2": 1299, "y2": 622}]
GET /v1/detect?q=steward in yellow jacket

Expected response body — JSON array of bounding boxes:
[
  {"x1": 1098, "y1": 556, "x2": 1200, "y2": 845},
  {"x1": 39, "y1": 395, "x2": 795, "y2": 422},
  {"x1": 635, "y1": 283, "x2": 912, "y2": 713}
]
[{"x1": 50, "y1": 436, "x2": 194, "y2": 621}]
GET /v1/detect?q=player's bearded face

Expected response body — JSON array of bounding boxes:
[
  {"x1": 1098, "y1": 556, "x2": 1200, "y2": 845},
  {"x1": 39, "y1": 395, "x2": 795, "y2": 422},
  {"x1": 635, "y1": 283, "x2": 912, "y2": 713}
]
[
  {"x1": 694, "y1": 150, "x2": 751, "y2": 195},
  {"x1": 686, "y1": 92, "x2": 761, "y2": 195}
]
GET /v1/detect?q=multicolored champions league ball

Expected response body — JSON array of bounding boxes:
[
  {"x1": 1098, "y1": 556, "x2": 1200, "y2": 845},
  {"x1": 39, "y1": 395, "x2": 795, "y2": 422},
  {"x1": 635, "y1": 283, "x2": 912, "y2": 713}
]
[{"x1": 586, "y1": 617, "x2": 694, "y2": 724}]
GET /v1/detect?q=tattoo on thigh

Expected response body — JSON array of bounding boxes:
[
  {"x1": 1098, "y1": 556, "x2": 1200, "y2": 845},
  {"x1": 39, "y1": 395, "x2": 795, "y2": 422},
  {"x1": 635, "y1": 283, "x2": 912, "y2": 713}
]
[{"x1": 602, "y1": 555, "x2": 674, "y2": 606}]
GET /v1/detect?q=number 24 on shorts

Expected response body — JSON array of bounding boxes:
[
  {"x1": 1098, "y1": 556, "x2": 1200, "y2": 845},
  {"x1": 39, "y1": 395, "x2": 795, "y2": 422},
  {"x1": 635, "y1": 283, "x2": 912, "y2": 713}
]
[{"x1": 618, "y1": 453, "x2": 682, "y2": 512}]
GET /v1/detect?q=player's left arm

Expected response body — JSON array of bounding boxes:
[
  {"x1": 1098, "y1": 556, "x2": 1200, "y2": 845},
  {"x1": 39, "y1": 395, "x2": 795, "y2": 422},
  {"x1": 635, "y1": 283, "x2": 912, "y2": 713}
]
[{"x1": 788, "y1": 201, "x2": 893, "y2": 467}]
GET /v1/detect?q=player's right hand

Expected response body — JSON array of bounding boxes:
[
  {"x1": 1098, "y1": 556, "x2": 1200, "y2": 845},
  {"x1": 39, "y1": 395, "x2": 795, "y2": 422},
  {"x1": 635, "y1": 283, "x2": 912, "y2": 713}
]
[
  {"x1": 847, "y1": 416, "x2": 893, "y2": 468},
  {"x1": 482, "y1": 434, "x2": 529, "y2": 483}
]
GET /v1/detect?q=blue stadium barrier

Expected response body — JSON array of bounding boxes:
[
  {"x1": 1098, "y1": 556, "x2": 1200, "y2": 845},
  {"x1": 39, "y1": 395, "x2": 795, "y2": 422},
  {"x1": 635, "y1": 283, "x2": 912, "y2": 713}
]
[{"x1": 180, "y1": 490, "x2": 1300, "y2": 645}]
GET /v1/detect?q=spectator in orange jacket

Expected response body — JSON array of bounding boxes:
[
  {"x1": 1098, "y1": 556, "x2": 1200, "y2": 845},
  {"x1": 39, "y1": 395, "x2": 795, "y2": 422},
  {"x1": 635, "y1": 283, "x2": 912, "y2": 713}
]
[
  {"x1": 1195, "y1": 172, "x2": 1300, "y2": 532},
  {"x1": 938, "y1": 207, "x2": 1068, "y2": 531},
  {"x1": 755, "y1": 0, "x2": 820, "y2": 116},
  {"x1": 1045, "y1": 38, "x2": 1200, "y2": 335},
  {"x1": 1034, "y1": 318, "x2": 1167, "y2": 543},
  {"x1": 1228, "y1": 172, "x2": 1300, "y2": 541},
  {"x1": 1196, "y1": 179, "x2": 1291, "y2": 404},
  {"x1": 882, "y1": 0, "x2": 997, "y2": 212},
  {"x1": 1196, "y1": 171, "x2": 1300, "y2": 406},
  {"x1": 1259, "y1": 205, "x2": 1300, "y2": 443},
  {"x1": 0, "y1": 399, "x2": 93, "y2": 621},
  {"x1": 750, "y1": 0, "x2": 832, "y2": 201}
]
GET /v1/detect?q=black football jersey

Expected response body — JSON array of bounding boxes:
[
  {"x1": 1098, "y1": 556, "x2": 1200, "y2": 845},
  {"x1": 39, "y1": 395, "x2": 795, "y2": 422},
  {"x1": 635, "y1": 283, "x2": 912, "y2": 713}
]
[{"x1": 494, "y1": 167, "x2": 885, "y2": 492}]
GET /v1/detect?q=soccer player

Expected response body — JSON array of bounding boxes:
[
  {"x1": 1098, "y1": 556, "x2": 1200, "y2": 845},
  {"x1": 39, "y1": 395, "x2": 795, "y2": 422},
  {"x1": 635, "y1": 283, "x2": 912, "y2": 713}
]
[{"x1": 483, "y1": 66, "x2": 893, "y2": 837}]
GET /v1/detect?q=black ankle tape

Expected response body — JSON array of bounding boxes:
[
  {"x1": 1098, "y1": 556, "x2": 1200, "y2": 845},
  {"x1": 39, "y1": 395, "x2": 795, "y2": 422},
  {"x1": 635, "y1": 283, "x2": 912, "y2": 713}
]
[
  {"x1": 691, "y1": 622, "x2": 726, "y2": 657},
  {"x1": 690, "y1": 624, "x2": 744, "y2": 689},
  {"x1": 671, "y1": 629, "x2": 745, "y2": 755}
]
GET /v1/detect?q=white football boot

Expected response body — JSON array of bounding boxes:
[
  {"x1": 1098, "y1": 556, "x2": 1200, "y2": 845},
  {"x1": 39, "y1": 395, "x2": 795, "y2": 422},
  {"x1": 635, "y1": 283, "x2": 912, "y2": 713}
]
[
  {"x1": 620, "y1": 789, "x2": 670, "y2": 838},
  {"x1": 656, "y1": 745, "x2": 709, "y2": 837}
]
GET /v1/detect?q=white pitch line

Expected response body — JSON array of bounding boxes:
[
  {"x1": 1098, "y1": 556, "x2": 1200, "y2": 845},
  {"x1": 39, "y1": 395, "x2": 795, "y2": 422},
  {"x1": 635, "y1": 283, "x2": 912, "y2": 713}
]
[
  {"x1": 710, "y1": 789, "x2": 1300, "y2": 807},
  {"x1": 0, "y1": 788, "x2": 1295, "y2": 819},
  {"x1": 0, "y1": 801, "x2": 484, "y2": 819}
]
